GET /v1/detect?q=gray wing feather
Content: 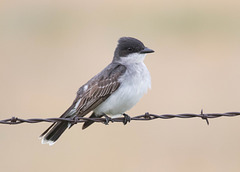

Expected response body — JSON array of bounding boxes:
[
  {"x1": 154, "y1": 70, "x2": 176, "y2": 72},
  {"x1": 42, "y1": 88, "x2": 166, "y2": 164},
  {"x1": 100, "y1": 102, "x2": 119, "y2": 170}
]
[{"x1": 69, "y1": 63, "x2": 126, "y2": 118}]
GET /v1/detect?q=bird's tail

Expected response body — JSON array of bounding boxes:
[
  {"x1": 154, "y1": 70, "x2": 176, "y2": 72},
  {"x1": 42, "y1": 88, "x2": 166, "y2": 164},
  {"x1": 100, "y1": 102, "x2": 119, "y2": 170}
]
[
  {"x1": 40, "y1": 104, "x2": 77, "y2": 145},
  {"x1": 39, "y1": 121, "x2": 70, "y2": 146}
]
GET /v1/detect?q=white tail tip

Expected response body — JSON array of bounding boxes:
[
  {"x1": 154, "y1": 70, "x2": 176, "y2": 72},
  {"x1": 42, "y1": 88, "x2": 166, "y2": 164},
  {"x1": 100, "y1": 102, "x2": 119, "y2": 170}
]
[{"x1": 40, "y1": 137, "x2": 56, "y2": 146}]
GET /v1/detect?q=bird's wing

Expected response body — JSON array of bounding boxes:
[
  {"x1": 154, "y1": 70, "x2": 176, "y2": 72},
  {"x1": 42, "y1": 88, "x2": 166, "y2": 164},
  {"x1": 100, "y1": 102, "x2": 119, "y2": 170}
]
[{"x1": 65, "y1": 63, "x2": 126, "y2": 118}]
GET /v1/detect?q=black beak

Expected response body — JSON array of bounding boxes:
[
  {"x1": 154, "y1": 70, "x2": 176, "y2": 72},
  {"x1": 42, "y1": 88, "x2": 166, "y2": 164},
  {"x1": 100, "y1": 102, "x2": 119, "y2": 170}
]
[{"x1": 140, "y1": 47, "x2": 154, "y2": 54}]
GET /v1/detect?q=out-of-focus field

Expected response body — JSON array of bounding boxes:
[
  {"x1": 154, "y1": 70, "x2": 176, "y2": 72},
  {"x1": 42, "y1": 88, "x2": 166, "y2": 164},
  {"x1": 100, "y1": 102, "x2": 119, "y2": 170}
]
[{"x1": 0, "y1": 1, "x2": 240, "y2": 172}]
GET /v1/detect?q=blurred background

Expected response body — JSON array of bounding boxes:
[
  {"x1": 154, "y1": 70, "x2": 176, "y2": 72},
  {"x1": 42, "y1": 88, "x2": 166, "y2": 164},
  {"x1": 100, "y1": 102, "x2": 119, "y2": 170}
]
[{"x1": 0, "y1": 0, "x2": 240, "y2": 172}]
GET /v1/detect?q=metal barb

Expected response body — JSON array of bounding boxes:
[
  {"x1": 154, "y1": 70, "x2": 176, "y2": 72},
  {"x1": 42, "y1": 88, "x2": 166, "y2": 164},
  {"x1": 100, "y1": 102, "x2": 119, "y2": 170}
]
[
  {"x1": 201, "y1": 109, "x2": 209, "y2": 125},
  {"x1": 71, "y1": 117, "x2": 79, "y2": 125},
  {"x1": 144, "y1": 112, "x2": 151, "y2": 119},
  {"x1": 10, "y1": 116, "x2": 18, "y2": 123}
]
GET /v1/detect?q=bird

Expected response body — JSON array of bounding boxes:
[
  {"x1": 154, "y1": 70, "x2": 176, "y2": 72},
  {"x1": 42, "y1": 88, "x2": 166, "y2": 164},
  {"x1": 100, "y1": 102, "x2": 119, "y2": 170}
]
[{"x1": 40, "y1": 37, "x2": 154, "y2": 145}]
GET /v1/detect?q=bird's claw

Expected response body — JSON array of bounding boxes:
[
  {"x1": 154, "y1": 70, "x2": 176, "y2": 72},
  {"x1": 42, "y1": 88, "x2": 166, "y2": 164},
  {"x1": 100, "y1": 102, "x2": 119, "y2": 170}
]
[
  {"x1": 123, "y1": 113, "x2": 131, "y2": 125},
  {"x1": 103, "y1": 114, "x2": 112, "y2": 125}
]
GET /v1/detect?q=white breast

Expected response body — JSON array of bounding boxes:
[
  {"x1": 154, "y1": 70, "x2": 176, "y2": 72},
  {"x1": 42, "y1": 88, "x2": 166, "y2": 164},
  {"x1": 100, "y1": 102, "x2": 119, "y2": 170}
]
[{"x1": 94, "y1": 61, "x2": 151, "y2": 117}]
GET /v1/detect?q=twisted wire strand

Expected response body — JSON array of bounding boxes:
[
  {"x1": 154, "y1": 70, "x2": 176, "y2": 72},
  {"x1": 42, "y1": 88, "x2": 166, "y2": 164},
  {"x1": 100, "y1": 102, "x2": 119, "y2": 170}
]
[{"x1": 0, "y1": 111, "x2": 239, "y2": 125}]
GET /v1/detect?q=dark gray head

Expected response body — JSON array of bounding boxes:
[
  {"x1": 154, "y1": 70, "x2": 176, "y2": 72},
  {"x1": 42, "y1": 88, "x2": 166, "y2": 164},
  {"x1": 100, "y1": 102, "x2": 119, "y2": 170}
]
[{"x1": 113, "y1": 37, "x2": 154, "y2": 62}]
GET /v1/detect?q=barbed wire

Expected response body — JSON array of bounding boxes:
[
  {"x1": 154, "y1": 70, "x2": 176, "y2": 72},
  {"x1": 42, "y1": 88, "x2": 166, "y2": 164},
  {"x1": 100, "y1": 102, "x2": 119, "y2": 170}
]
[{"x1": 0, "y1": 110, "x2": 240, "y2": 126}]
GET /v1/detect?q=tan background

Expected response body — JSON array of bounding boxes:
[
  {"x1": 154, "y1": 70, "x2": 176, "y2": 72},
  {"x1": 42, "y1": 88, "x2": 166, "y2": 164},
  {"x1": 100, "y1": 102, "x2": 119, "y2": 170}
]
[{"x1": 0, "y1": 1, "x2": 240, "y2": 172}]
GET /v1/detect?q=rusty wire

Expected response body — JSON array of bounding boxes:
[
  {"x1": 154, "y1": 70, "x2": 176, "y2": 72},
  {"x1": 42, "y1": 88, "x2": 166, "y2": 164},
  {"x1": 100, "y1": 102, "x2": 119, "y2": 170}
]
[{"x1": 0, "y1": 110, "x2": 240, "y2": 126}]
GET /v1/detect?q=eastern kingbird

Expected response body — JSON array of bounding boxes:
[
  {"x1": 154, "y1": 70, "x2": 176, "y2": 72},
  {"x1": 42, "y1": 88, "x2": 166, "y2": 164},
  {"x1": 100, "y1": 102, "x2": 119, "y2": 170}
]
[{"x1": 40, "y1": 37, "x2": 154, "y2": 145}]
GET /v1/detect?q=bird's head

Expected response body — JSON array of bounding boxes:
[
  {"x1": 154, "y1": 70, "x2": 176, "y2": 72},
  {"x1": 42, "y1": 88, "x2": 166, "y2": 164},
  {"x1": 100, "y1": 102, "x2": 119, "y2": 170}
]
[{"x1": 113, "y1": 37, "x2": 154, "y2": 64}]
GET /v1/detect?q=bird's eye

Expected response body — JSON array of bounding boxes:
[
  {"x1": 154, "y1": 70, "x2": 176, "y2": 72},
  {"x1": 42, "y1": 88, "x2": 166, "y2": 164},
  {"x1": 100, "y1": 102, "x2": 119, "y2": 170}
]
[{"x1": 127, "y1": 47, "x2": 133, "y2": 52}]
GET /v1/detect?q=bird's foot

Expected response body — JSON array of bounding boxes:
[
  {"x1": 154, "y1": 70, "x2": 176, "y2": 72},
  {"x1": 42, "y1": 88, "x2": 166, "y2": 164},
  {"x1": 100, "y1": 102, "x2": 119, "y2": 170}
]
[
  {"x1": 103, "y1": 114, "x2": 112, "y2": 125},
  {"x1": 123, "y1": 113, "x2": 131, "y2": 125}
]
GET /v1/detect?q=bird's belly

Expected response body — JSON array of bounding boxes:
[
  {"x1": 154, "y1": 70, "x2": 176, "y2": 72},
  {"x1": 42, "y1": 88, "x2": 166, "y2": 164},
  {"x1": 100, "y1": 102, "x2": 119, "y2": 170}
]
[
  {"x1": 94, "y1": 63, "x2": 151, "y2": 116},
  {"x1": 94, "y1": 86, "x2": 144, "y2": 116}
]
